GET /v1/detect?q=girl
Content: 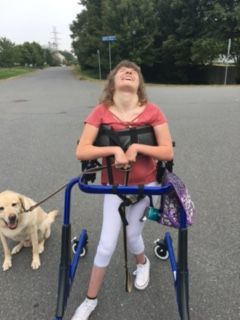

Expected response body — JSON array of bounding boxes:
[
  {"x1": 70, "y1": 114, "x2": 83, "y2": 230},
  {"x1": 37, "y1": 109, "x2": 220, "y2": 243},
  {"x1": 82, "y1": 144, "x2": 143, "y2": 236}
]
[{"x1": 72, "y1": 60, "x2": 173, "y2": 320}]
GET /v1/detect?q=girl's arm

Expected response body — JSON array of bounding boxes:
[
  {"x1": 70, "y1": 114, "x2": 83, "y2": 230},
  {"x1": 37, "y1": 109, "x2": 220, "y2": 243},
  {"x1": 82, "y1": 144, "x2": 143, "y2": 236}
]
[
  {"x1": 76, "y1": 123, "x2": 129, "y2": 166},
  {"x1": 125, "y1": 123, "x2": 174, "y2": 162}
]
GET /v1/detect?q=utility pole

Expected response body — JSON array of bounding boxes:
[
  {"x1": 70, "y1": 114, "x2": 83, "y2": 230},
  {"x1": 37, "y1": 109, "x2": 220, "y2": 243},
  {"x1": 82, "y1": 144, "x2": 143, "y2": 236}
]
[
  {"x1": 224, "y1": 38, "x2": 231, "y2": 85},
  {"x1": 51, "y1": 26, "x2": 61, "y2": 51}
]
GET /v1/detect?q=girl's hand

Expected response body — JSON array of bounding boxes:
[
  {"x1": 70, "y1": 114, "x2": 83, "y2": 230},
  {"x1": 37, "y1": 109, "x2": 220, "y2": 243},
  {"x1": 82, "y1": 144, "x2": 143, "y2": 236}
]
[
  {"x1": 113, "y1": 147, "x2": 129, "y2": 168},
  {"x1": 125, "y1": 144, "x2": 138, "y2": 163}
]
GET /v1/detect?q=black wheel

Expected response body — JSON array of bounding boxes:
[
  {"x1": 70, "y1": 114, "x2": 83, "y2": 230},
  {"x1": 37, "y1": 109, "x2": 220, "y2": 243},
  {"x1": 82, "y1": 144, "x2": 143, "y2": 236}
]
[{"x1": 154, "y1": 239, "x2": 169, "y2": 260}]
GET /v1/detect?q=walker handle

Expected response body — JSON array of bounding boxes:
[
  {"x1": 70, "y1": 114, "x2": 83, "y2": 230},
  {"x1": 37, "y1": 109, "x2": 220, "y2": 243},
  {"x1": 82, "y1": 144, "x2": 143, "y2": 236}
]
[{"x1": 78, "y1": 177, "x2": 173, "y2": 196}]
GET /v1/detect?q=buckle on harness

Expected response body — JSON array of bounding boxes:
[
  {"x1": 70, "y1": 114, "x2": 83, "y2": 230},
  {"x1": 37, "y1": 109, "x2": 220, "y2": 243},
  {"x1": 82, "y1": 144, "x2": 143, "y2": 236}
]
[{"x1": 81, "y1": 159, "x2": 101, "y2": 183}]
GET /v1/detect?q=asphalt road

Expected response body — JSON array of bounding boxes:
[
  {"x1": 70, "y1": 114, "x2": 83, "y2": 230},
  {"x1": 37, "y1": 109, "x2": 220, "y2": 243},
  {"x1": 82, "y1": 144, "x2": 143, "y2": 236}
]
[{"x1": 0, "y1": 67, "x2": 239, "y2": 320}]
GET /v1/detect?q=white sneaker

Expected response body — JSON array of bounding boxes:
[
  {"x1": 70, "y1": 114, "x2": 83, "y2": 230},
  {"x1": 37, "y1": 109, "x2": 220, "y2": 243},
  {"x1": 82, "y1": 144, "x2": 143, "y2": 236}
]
[
  {"x1": 133, "y1": 256, "x2": 150, "y2": 290},
  {"x1": 71, "y1": 298, "x2": 98, "y2": 320}
]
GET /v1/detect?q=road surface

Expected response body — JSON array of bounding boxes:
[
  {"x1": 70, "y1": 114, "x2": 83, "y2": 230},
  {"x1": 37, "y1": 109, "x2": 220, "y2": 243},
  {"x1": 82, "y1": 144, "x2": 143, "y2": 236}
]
[{"x1": 0, "y1": 67, "x2": 239, "y2": 320}]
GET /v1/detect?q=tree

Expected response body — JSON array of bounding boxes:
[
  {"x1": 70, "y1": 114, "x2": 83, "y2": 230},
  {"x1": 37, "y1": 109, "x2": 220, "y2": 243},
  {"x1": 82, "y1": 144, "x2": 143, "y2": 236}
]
[
  {"x1": 70, "y1": 1, "x2": 104, "y2": 72},
  {"x1": 44, "y1": 49, "x2": 55, "y2": 66},
  {"x1": 70, "y1": 0, "x2": 158, "y2": 74},
  {"x1": 155, "y1": 0, "x2": 204, "y2": 65},
  {"x1": 59, "y1": 50, "x2": 77, "y2": 65},
  {"x1": 191, "y1": 38, "x2": 224, "y2": 64},
  {"x1": 31, "y1": 42, "x2": 45, "y2": 67},
  {"x1": 101, "y1": 0, "x2": 158, "y2": 65},
  {"x1": 0, "y1": 37, "x2": 16, "y2": 67},
  {"x1": 198, "y1": 0, "x2": 240, "y2": 63},
  {"x1": 17, "y1": 42, "x2": 45, "y2": 67},
  {"x1": 70, "y1": 0, "x2": 240, "y2": 82}
]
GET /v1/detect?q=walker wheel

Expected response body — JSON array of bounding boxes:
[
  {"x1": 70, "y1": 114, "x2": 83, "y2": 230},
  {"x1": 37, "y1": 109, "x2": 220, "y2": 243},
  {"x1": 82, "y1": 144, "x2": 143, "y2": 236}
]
[
  {"x1": 71, "y1": 237, "x2": 88, "y2": 257},
  {"x1": 154, "y1": 239, "x2": 169, "y2": 260},
  {"x1": 80, "y1": 246, "x2": 87, "y2": 257}
]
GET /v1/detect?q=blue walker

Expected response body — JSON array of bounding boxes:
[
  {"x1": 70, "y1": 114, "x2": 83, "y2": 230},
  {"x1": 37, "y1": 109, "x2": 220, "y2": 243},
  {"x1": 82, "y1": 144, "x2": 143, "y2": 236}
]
[{"x1": 53, "y1": 160, "x2": 191, "y2": 320}]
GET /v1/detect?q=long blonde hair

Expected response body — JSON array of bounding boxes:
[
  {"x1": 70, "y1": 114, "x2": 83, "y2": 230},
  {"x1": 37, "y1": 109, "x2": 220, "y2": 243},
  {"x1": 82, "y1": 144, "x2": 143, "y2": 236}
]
[{"x1": 99, "y1": 60, "x2": 148, "y2": 106}]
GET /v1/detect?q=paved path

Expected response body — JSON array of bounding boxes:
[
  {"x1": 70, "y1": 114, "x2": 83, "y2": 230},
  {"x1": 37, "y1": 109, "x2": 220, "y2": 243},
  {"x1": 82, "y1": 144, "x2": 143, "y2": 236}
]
[{"x1": 0, "y1": 67, "x2": 239, "y2": 320}]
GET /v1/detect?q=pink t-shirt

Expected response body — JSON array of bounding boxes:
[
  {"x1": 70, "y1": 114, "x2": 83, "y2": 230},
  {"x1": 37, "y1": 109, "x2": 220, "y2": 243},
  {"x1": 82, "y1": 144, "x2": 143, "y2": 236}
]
[{"x1": 84, "y1": 103, "x2": 167, "y2": 185}]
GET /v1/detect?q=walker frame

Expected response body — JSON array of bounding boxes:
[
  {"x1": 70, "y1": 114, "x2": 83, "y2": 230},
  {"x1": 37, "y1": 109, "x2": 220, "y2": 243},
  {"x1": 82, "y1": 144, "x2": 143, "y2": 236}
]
[{"x1": 53, "y1": 172, "x2": 190, "y2": 320}]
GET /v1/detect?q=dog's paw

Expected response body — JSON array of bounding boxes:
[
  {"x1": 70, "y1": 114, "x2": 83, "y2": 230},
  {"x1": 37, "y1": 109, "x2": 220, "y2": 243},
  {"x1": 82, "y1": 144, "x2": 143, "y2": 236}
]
[
  {"x1": 31, "y1": 256, "x2": 41, "y2": 270},
  {"x1": 3, "y1": 258, "x2": 12, "y2": 271},
  {"x1": 38, "y1": 242, "x2": 45, "y2": 254},
  {"x1": 11, "y1": 243, "x2": 23, "y2": 255}
]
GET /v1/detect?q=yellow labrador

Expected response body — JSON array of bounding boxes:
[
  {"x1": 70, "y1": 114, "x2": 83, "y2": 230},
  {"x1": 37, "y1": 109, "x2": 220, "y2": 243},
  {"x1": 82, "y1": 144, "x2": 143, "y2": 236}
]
[{"x1": 0, "y1": 190, "x2": 58, "y2": 271}]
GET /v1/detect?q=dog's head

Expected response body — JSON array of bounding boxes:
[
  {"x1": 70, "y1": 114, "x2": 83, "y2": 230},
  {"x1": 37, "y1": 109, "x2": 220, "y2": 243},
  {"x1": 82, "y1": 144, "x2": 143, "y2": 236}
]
[{"x1": 0, "y1": 190, "x2": 25, "y2": 230}]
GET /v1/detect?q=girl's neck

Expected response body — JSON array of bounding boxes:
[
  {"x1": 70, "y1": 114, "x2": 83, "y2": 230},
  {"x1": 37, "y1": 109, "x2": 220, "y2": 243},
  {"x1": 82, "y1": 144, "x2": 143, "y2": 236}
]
[{"x1": 113, "y1": 92, "x2": 139, "y2": 112}]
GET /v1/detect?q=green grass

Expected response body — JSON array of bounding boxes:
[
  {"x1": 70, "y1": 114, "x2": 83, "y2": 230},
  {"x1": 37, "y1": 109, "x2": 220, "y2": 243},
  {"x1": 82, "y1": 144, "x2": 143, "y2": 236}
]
[
  {"x1": 0, "y1": 67, "x2": 35, "y2": 80},
  {"x1": 72, "y1": 65, "x2": 103, "y2": 81}
]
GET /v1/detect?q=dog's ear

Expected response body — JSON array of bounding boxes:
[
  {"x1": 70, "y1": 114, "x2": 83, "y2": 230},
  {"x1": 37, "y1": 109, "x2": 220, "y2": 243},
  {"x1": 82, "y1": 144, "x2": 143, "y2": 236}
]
[{"x1": 18, "y1": 196, "x2": 26, "y2": 213}]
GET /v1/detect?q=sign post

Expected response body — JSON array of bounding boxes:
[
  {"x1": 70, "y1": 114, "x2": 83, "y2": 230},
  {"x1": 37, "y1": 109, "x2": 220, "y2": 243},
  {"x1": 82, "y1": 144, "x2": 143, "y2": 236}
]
[
  {"x1": 97, "y1": 49, "x2": 101, "y2": 80},
  {"x1": 102, "y1": 35, "x2": 116, "y2": 71},
  {"x1": 109, "y1": 41, "x2": 112, "y2": 71}
]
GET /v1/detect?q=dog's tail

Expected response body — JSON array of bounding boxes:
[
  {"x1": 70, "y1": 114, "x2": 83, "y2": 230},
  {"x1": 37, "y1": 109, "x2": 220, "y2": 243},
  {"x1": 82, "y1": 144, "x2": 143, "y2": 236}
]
[{"x1": 47, "y1": 210, "x2": 59, "y2": 223}]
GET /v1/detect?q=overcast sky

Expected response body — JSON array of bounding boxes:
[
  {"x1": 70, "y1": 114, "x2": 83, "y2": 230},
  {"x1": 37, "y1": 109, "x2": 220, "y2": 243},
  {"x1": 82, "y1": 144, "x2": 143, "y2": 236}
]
[{"x1": 1, "y1": 0, "x2": 83, "y2": 51}]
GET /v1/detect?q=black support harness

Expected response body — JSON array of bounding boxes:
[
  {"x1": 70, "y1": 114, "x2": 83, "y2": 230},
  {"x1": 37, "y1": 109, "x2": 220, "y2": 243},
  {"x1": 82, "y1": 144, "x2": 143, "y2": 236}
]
[{"x1": 94, "y1": 124, "x2": 157, "y2": 151}]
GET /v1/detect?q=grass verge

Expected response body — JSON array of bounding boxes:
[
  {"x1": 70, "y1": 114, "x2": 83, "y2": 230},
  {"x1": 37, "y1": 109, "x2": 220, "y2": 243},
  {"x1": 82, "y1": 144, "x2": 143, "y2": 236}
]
[
  {"x1": 71, "y1": 65, "x2": 103, "y2": 81},
  {"x1": 0, "y1": 67, "x2": 35, "y2": 80}
]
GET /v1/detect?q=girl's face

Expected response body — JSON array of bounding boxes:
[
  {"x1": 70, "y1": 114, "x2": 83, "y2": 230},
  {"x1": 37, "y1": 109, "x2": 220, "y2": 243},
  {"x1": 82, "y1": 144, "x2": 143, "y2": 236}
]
[{"x1": 114, "y1": 67, "x2": 140, "y2": 93}]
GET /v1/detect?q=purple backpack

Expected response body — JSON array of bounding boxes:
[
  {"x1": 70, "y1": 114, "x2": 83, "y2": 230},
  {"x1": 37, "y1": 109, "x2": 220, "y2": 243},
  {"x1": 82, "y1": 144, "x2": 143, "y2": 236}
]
[{"x1": 158, "y1": 170, "x2": 196, "y2": 228}]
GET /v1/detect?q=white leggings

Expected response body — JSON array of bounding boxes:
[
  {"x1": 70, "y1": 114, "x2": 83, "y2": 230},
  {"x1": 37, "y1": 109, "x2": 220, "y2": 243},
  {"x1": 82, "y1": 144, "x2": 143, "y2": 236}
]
[{"x1": 94, "y1": 182, "x2": 157, "y2": 267}]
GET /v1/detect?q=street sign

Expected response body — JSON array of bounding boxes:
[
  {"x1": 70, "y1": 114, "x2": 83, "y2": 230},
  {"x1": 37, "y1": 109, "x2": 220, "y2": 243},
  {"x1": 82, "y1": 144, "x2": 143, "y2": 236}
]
[
  {"x1": 102, "y1": 35, "x2": 116, "y2": 42},
  {"x1": 101, "y1": 35, "x2": 116, "y2": 71}
]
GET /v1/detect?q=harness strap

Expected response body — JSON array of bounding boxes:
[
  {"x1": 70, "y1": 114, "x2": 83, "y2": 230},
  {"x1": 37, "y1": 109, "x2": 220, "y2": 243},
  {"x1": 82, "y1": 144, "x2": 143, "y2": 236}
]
[
  {"x1": 118, "y1": 193, "x2": 145, "y2": 293},
  {"x1": 130, "y1": 127, "x2": 138, "y2": 144},
  {"x1": 106, "y1": 156, "x2": 114, "y2": 185},
  {"x1": 118, "y1": 169, "x2": 131, "y2": 292},
  {"x1": 111, "y1": 185, "x2": 118, "y2": 194},
  {"x1": 118, "y1": 200, "x2": 130, "y2": 225},
  {"x1": 118, "y1": 203, "x2": 130, "y2": 292},
  {"x1": 117, "y1": 170, "x2": 145, "y2": 293}
]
